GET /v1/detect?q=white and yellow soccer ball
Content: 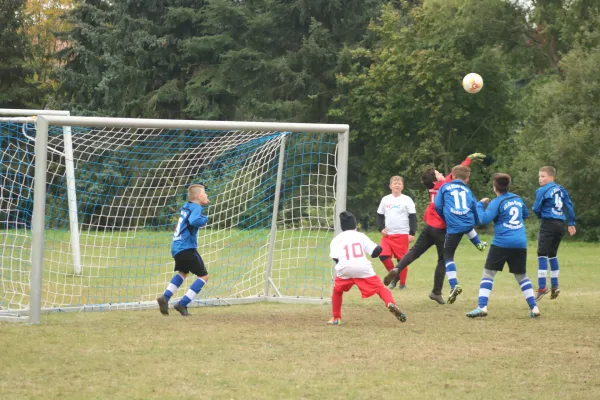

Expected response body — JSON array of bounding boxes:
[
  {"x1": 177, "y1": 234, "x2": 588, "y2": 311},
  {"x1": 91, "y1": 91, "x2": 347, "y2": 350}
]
[{"x1": 462, "y1": 73, "x2": 483, "y2": 94}]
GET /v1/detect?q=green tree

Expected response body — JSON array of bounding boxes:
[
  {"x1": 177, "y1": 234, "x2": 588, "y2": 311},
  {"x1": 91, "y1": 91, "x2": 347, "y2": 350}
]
[
  {"x1": 53, "y1": 0, "x2": 191, "y2": 117},
  {"x1": 23, "y1": 0, "x2": 74, "y2": 99},
  {"x1": 509, "y1": 44, "x2": 600, "y2": 240},
  {"x1": 499, "y1": 1, "x2": 600, "y2": 240},
  {"x1": 51, "y1": 0, "x2": 115, "y2": 115},
  {"x1": 53, "y1": 0, "x2": 385, "y2": 120},
  {"x1": 331, "y1": 0, "x2": 531, "y2": 226},
  {"x1": 0, "y1": 0, "x2": 41, "y2": 108},
  {"x1": 180, "y1": 0, "x2": 386, "y2": 121}
]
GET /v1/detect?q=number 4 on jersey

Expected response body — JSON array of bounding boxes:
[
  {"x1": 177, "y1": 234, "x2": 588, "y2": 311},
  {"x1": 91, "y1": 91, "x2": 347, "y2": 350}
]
[{"x1": 554, "y1": 193, "x2": 563, "y2": 211}]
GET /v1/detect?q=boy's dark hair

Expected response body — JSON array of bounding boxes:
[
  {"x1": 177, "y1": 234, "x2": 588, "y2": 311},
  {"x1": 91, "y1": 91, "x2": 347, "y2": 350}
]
[
  {"x1": 539, "y1": 166, "x2": 556, "y2": 177},
  {"x1": 339, "y1": 211, "x2": 357, "y2": 231},
  {"x1": 493, "y1": 173, "x2": 511, "y2": 194},
  {"x1": 451, "y1": 165, "x2": 471, "y2": 181},
  {"x1": 421, "y1": 167, "x2": 436, "y2": 189}
]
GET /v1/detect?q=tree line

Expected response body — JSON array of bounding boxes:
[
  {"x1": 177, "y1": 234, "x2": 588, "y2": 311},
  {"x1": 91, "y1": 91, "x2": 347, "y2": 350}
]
[{"x1": 1, "y1": 0, "x2": 599, "y2": 240}]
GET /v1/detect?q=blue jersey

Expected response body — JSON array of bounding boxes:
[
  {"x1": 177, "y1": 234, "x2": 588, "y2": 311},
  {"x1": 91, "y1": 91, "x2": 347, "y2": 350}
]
[
  {"x1": 476, "y1": 193, "x2": 528, "y2": 249},
  {"x1": 532, "y1": 183, "x2": 576, "y2": 226},
  {"x1": 434, "y1": 180, "x2": 478, "y2": 234},
  {"x1": 171, "y1": 202, "x2": 208, "y2": 257}
]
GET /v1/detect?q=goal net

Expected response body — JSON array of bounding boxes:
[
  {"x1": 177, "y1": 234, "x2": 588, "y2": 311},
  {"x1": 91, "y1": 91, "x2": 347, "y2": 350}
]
[{"x1": 0, "y1": 114, "x2": 349, "y2": 322}]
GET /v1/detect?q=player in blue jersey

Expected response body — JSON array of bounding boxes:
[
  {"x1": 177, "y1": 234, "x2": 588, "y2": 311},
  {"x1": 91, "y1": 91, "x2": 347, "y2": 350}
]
[
  {"x1": 466, "y1": 173, "x2": 540, "y2": 319},
  {"x1": 434, "y1": 165, "x2": 479, "y2": 304},
  {"x1": 532, "y1": 166, "x2": 576, "y2": 301},
  {"x1": 157, "y1": 184, "x2": 210, "y2": 316}
]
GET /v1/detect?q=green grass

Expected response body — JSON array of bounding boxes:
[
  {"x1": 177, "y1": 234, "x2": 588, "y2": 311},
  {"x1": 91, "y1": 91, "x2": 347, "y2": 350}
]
[
  {"x1": 1, "y1": 237, "x2": 599, "y2": 399},
  {"x1": 1, "y1": 228, "x2": 335, "y2": 310}
]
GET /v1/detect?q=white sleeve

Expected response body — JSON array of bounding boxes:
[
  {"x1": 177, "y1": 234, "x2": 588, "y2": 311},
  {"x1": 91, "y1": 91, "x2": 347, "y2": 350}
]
[
  {"x1": 361, "y1": 233, "x2": 378, "y2": 256},
  {"x1": 407, "y1": 196, "x2": 416, "y2": 214},
  {"x1": 376, "y1": 197, "x2": 386, "y2": 214},
  {"x1": 329, "y1": 237, "x2": 340, "y2": 259}
]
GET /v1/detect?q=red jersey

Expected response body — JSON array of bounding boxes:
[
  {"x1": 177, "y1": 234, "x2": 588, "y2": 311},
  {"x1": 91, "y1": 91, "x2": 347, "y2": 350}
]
[{"x1": 423, "y1": 157, "x2": 472, "y2": 229}]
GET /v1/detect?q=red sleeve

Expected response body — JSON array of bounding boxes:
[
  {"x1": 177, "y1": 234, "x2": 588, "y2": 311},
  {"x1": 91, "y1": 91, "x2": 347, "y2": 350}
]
[
  {"x1": 444, "y1": 157, "x2": 472, "y2": 182},
  {"x1": 460, "y1": 157, "x2": 473, "y2": 167}
]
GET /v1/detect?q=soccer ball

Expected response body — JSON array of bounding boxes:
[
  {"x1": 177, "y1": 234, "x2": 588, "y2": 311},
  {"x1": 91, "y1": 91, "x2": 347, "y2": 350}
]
[{"x1": 462, "y1": 73, "x2": 483, "y2": 94}]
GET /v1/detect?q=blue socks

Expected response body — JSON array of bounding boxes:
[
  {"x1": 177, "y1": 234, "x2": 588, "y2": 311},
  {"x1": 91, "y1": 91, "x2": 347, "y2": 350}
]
[
  {"x1": 467, "y1": 229, "x2": 482, "y2": 247},
  {"x1": 537, "y1": 256, "x2": 548, "y2": 290},
  {"x1": 478, "y1": 278, "x2": 494, "y2": 308},
  {"x1": 179, "y1": 278, "x2": 206, "y2": 307},
  {"x1": 163, "y1": 274, "x2": 184, "y2": 300},
  {"x1": 549, "y1": 257, "x2": 559, "y2": 288},
  {"x1": 446, "y1": 261, "x2": 458, "y2": 289},
  {"x1": 519, "y1": 278, "x2": 537, "y2": 310}
]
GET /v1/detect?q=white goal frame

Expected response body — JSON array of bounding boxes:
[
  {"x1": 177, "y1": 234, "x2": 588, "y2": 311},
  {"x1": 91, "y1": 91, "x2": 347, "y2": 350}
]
[
  {"x1": 2, "y1": 114, "x2": 349, "y2": 324},
  {"x1": 0, "y1": 109, "x2": 84, "y2": 323}
]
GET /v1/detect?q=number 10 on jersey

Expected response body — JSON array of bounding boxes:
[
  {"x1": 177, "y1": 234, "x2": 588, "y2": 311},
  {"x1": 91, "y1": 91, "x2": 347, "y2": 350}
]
[{"x1": 344, "y1": 243, "x2": 364, "y2": 259}]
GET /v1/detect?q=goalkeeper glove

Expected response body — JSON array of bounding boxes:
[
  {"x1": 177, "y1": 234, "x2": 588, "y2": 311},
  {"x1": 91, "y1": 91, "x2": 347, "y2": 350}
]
[{"x1": 468, "y1": 153, "x2": 486, "y2": 162}]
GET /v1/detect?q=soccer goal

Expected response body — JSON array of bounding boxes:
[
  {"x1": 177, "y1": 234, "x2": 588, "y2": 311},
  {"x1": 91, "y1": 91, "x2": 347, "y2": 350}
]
[{"x1": 0, "y1": 112, "x2": 349, "y2": 323}]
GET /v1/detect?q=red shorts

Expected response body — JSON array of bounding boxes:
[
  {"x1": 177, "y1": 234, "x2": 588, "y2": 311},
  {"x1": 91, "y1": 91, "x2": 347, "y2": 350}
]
[
  {"x1": 380, "y1": 234, "x2": 409, "y2": 259},
  {"x1": 333, "y1": 275, "x2": 385, "y2": 298}
]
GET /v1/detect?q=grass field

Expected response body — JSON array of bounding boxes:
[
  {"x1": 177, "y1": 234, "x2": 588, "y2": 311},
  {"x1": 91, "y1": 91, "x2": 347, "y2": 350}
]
[{"x1": 1, "y1": 236, "x2": 600, "y2": 399}]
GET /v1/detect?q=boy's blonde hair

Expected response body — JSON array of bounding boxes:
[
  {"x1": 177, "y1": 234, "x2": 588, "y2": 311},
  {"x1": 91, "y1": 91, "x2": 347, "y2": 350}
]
[
  {"x1": 539, "y1": 166, "x2": 556, "y2": 177},
  {"x1": 187, "y1": 184, "x2": 205, "y2": 201},
  {"x1": 389, "y1": 175, "x2": 404, "y2": 184},
  {"x1": 451, "y1": 165, "x2": 471, "y2": 181}
]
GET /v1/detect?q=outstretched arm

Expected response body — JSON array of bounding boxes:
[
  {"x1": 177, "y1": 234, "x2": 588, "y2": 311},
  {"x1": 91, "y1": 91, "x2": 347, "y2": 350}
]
[
  {"x1": 476, "y1": 198, "x2": 497, "y2": 226},
  {"x1": 443, "y1": 153, "x2": 485, "y2": 181}
]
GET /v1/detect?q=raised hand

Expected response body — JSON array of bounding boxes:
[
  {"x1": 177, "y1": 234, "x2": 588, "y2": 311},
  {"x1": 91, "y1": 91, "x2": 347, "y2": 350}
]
[{"x1": 468, "y1": 153, "x2": 486, "y2": 162}]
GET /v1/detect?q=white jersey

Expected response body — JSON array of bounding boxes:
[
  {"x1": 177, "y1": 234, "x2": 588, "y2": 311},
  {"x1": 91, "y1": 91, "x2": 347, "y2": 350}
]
[
  {"x1": 329, "y1": 230, "x2": 378, "y2": 279},
  {"x1": 377, "y1": 194, "x2": 416, "y2": 234}
]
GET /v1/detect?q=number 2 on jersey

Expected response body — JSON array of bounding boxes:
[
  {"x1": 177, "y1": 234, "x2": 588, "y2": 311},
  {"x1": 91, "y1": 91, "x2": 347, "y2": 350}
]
[
  {"x1": 508, "y1": 207, "x2": 520, "y2": 225},
  {"x1": 344, "y1": 243, "x2": 364, "y2": 259}
]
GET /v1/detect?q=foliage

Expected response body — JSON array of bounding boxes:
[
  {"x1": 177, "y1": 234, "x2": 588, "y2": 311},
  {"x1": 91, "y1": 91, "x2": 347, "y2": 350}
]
[
  {"x1": 23, "y1": 0, "x2": 74, "y2": 100},
  {"x1": 331, "y1": 0, "x2": 529, "y2": 227},
  {"x1": 0, "y1": 0, "x2": 41, "y2": 108},
  {"x1": 52, "y1": 0, "x2": 386, "y2": 120},
  {"x1": 5, "y1": 0, "x2": 600, "y2": 240},
  {"x1": 509, "y1": 35, "x2": 600, "y2": 240}
]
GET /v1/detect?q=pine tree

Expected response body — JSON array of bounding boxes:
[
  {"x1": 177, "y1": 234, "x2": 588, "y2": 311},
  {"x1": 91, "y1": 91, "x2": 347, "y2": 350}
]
[{"x1": 0, "y1": 0, "x2": 41, "y2": 108}]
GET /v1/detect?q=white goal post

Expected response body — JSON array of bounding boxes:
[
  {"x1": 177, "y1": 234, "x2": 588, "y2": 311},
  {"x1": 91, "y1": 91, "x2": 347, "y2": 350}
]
[
  {"x1": 0, "y1": 114, "x2": 349, "y2": 324},
  {"x1": 0, "y1": 109, "x2": 83, "y2": 322}
]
